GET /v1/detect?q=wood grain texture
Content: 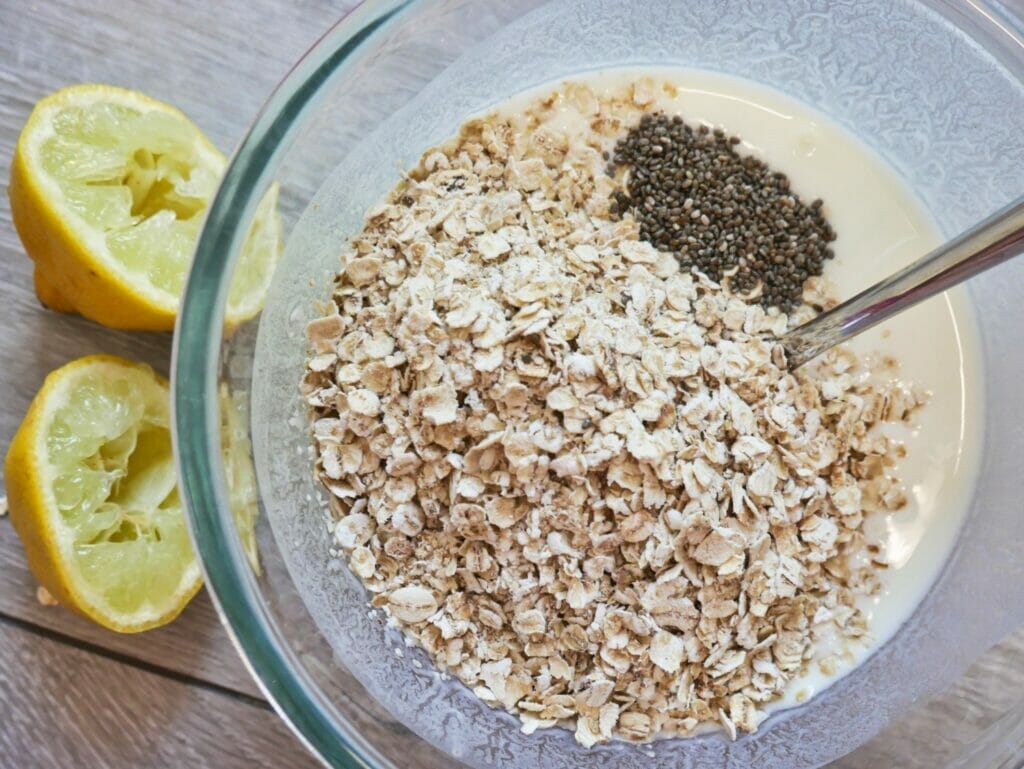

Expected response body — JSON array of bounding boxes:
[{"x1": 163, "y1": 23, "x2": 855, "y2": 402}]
[
  {"x1": 0, "y1": 0, "x2": 353, "y2": 445},
  {"x1": 0, "y1": 0, "x2": 361, "y2": 714},
  {"x1": 0, "y1": 617, "x2": 319, "y2": 769},
  {"x1": 0, "y1": 520, "x2": 262, "y2": 699},
  {"x1": 0, "y1": 1, "x2": 357, "y2": 766}
]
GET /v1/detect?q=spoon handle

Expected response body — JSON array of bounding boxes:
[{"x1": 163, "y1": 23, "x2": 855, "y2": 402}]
[{"x1": 781, "y1": 195, "x2": 1024, "y2": 369}]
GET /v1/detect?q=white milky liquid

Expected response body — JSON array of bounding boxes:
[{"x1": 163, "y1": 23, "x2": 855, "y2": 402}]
[{"x1": 491, "y1": 69, "x2": 984, "y2": 716}]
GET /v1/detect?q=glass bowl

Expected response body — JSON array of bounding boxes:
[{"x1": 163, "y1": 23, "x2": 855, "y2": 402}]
[{"x1": 172, "y1": 1, "x2": 1024, "y2": 767}]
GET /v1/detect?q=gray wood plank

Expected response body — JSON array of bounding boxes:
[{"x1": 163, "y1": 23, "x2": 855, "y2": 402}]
[
  {"x1": 0, "y1": 0, "x2": 358, "y2": 709},
  {"x1": 0, "y1": 0, "x2": 347, "y2": 442},
  {"x1": 0, "y1": 617, "x2": 319, "y2": 769},
  {"x1": 0, "y1": 517, "x2": 262, "y2": 699}
]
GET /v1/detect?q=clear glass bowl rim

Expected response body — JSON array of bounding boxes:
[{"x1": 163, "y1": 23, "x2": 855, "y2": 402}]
[{"x1": 171, "y1": 2, "x2": 1024, "y2": 768}]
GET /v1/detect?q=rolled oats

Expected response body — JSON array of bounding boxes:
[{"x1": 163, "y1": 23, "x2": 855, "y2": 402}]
[
  {"x1": 388, "y1": 585, "x2": 439, "y2": 624},
  {"x1": 303, "y1": 81, "x2": 924, "y2": 747}
]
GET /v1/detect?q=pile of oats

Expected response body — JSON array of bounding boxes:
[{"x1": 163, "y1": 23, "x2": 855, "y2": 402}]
[{"x1": 301, "y1": 82, "x2": 925, "y2": 746}]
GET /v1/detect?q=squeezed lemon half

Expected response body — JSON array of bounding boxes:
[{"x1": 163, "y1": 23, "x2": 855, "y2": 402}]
[
  {"x1": 4, "y1": 355, "x2": 199, "y2": 632},
  {"x1": 4, "y1": 355, "x2": 263, "y2": 631},
  {"x1": 9, "y1": 84, "x2": 279, "y2": 330}
]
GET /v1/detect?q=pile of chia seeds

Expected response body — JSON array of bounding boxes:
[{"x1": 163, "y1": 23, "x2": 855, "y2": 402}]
[{"x1": 608, "y1": 112, "x2": 836, "y2": 312}]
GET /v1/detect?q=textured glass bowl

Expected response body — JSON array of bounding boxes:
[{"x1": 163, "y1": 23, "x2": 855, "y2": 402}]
[{"x1": 172, "y1": 1, "x2": 1024, "y2": 767}]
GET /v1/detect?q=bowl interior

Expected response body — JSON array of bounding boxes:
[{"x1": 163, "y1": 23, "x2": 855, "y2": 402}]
[{"x1": 176, "y1": 1, "x2": 1024, "y2": 768}]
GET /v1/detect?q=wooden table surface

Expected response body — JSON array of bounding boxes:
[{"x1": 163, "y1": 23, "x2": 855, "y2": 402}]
[
  {"x1": 0, "y1": 2, "x2": 1022, "y2": 768},
  {"x1": 0, "y1": 1, "x2": 344, "y2": 766}
]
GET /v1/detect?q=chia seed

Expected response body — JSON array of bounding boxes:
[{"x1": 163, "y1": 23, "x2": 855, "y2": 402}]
[{"x1": 608, "y1": 112, "x2": 836, "y2": 312}]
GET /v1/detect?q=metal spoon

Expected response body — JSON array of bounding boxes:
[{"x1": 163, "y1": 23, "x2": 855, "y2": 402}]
[{"x1": 781, "y1": 195, "x2": 1024, "y2": 368}]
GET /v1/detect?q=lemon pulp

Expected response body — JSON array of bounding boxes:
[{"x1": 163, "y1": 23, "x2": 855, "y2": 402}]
[
  {"x1": 11, "y1": 85, "x2": 281, "y2": 329},
  {"x1": 221, "y1": 386, "x2": 261, "y2": 574},
  {"x1": 41, "y1": 102, "x2": 216, "y2": 300},
  {"x1": 45, "y1": 364, "x2": 196, "y2": 618}
]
